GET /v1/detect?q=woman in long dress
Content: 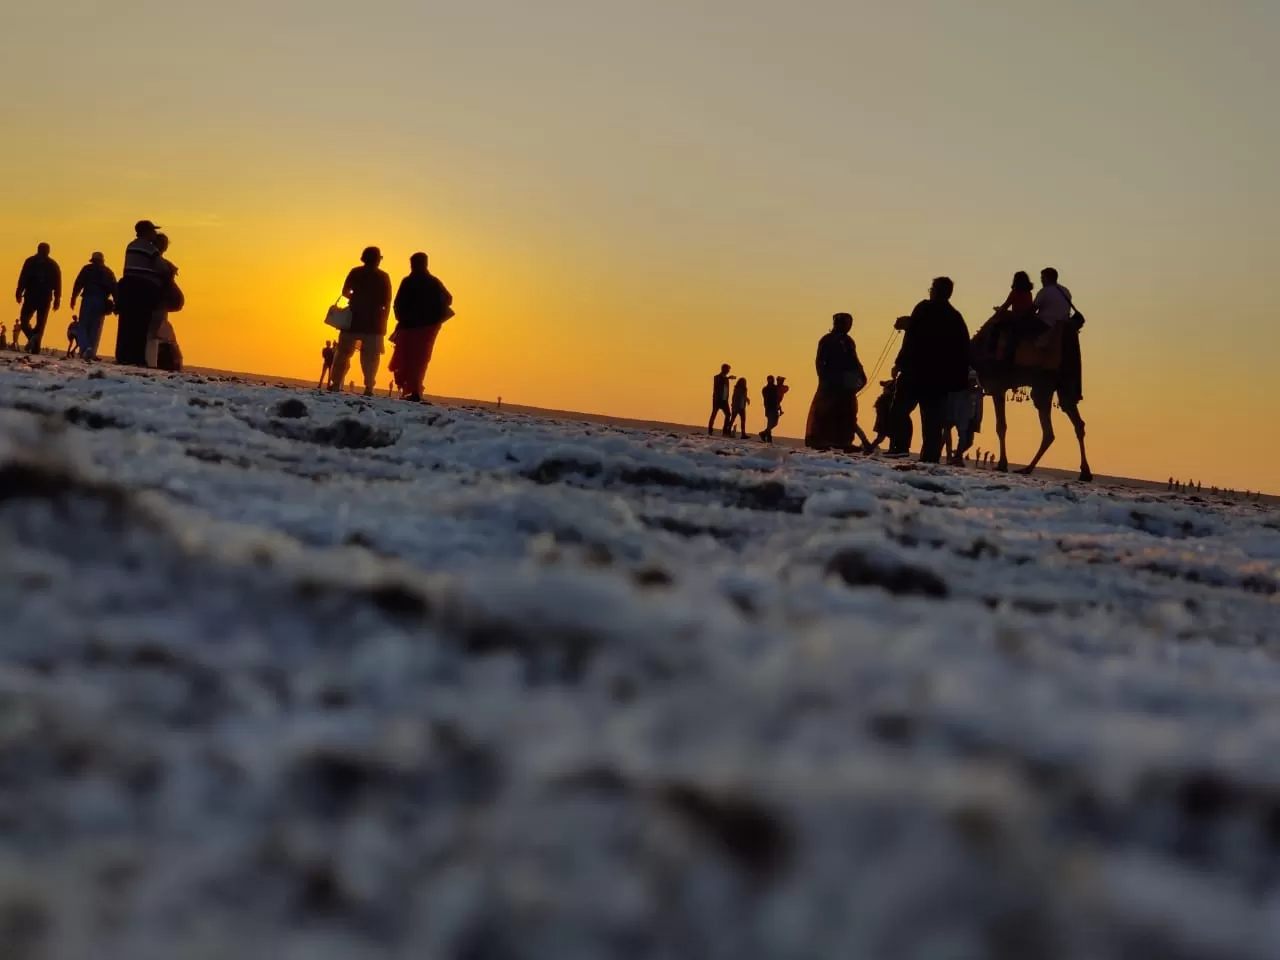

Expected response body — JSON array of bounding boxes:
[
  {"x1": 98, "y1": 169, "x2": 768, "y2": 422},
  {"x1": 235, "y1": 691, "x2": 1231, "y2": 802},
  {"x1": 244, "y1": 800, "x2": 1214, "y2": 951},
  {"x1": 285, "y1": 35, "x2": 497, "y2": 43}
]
[{"x1": 805, "y1": 312, "x2": 872, "y2": 451}]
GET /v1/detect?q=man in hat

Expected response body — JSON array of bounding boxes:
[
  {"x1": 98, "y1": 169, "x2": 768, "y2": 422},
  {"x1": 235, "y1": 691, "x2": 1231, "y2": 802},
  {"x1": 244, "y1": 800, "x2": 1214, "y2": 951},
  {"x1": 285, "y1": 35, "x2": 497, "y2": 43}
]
[
  {"x1": 330, "y1": 246, "x2": 392, "y2": 396},
  {"x1": 15, "y1": 242, "x2": 61, "y2": 354},
  {"x1": 114, "y1": 220, "x2": 165, "y2": 365},
  {"x1": 70, "y1": 251, "x2": 117, "y2": 361}
]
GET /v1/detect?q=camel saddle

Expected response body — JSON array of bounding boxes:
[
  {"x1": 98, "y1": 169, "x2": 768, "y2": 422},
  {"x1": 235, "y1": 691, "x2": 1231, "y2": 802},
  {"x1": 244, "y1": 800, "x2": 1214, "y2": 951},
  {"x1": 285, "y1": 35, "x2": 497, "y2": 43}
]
[{"x1": 1013, "y1": 320, "x2": 1066, "y2": 372}]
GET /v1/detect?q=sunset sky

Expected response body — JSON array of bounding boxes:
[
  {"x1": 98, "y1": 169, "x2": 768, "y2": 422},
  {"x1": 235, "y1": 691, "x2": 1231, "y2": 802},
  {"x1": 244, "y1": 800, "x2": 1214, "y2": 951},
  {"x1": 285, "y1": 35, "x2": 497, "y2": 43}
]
[{"x1": 3, "y1": 0, "x2": 1277, "y2": 491}]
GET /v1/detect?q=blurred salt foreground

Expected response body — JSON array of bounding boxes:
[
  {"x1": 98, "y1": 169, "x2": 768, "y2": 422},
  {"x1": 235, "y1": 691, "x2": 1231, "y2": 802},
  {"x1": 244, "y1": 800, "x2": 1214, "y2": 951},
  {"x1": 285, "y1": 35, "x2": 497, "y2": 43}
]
[{"x1": 1, "y1": 353, "x2": 1279, "y2": 960}]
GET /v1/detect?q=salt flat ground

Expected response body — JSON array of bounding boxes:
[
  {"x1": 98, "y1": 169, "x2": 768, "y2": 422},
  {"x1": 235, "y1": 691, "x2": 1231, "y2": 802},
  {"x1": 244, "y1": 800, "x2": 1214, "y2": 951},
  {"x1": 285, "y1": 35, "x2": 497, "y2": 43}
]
[{"x1": 1, "y1": 353, "x2": 1278, "y2": 960}]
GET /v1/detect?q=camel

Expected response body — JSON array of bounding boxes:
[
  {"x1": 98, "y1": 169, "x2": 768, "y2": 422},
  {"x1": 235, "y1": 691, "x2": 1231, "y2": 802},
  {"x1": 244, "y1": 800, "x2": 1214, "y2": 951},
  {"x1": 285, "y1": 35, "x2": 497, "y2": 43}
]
[{"x1": 970, "y1": 316, "x2": 1092, "y2": 482}]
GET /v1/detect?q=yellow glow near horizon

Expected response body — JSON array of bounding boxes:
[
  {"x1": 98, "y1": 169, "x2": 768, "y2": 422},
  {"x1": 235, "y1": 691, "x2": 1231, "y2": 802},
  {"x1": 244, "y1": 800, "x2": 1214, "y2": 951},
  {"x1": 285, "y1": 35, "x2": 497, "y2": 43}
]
[{"x1": 2, "y1": 0, "x2": 1278, "y2": 493}]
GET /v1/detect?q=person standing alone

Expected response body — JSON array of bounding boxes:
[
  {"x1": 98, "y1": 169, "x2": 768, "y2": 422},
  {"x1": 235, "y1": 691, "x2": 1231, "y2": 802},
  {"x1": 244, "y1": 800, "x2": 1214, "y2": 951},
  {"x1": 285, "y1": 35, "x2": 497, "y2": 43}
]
[
  {"x1": 330, "y1": 247, "x2": 392, "y2": 397},
  {"x1": 15, "y1": 243, "x2": 61, "y2": 354},
  {"x1": 69, "y1": 252, "x2": 117, "y2": 361},
  {"x1": 319, "y1": 341, "x2": 335, "y2": 389},
  {"x1": 388, "y1": 252, "x2": 453, "y2": 402}
]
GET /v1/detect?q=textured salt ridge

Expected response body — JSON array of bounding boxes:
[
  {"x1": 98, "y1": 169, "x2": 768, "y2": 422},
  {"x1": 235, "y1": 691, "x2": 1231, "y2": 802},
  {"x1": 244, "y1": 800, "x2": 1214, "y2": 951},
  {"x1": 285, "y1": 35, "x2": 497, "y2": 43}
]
[{"x1": 0, "y1": 355, "x2": 1278, "y2": 959}]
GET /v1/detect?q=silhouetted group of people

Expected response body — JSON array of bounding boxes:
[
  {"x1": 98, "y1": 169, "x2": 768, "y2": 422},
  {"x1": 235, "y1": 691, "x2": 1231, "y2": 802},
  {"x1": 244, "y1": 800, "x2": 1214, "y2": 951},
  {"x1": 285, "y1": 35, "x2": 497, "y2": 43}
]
[
  {"x1": 708, "y1": 365, "x2": 790, "y2": 441},
  {"x1": 323, "y1": 247, "x2": 453, "y2": 401},
  {"x1": 796, "y1": 268, "x2": 1082, "y2": 464},
  {"x1": 805, "y1": 278, "x2": 971, "y2": 461},
  {"x1": 11, "y1": 222, "x2": 185, "y2": 369}
]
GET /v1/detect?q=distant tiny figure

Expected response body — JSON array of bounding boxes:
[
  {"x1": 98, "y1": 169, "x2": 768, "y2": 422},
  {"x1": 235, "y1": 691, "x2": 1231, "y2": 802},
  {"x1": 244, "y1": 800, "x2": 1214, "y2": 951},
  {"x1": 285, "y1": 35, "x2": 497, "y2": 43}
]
[
  {"x1": 69, "y1": 251, "x2": 117, "y2": 361},
  {"x1": 319, "y1": 340, "x2": 335, "y2": 388},
  {"x1": 760, "y1": 375, "x2": 780, "y2": 442},
  {"x1": 388, "y1": 251, "x2": 453, "y2": 402},
  {"x1": 805, "y1": 312, "x2": 872, "y2": 452},
  {"x1": 0, "y1": 323, "x2": 8, "y2": 350},
  {"x1": 889, "y1": 277, "x2": 971, "y2": 463},
  {"x1": 330, "y1": 246, "x2": 392, "y2": 397},
  {"x1": 708, "y1": 364, "x2": 735, "y2": 436},
  {"x1": 497, "y1": 396, "x2": 503, "y2": 410},
  {"x1": 728, "y1": 377, "x2": 750, "y2": 438},
  {"x1": 66, "y1": 318, "x2": 80, "y2": 359},
  {"x1": 15, "y1": 242, "x2": 62, "y2": 354}
]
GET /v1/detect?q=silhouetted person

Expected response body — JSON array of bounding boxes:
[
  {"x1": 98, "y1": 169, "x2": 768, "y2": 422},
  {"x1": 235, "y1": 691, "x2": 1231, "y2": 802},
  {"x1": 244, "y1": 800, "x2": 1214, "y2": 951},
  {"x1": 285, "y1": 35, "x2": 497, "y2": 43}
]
[
  {"x1": 728, "y1": 377, "x2": 750, "y2": 438},
  {"x1": 330, "y1": 246, "x2": 392, "y2": 397},
  {"x1": 805, "y1": 312, "x2": 872, "y2": 452},
  {"x1": 943, "y1": 370, "x2": 983, "y2": 464},
  {"x1": 890, "y1": 277, "x2": 971, "y2": 463},
  {"x1": 115, "y1": 220, "x2": 166, "y2": 365},
  {"x1": 1034, "y1": 267, "x2": 1073, "y2": 329},
  {"x1": 708, "y1": 364, "x2": 734, "y2": 435},
  {"x1": 776, "y1": 376, "x2": 790, "y2": 416},
  {"x1": 992, "y1": 270, "x2": 1036, "y2": 363},
  {"x1": 866, "y1": 377, "x2": 899, "y2": 453},
  {"x1": 145, "y1": 234, "x2": 183, "y2": 368},
  {"x1": 152, "y1": 315, "x2": 184, "y2": 371},
  {"x1": 760, "y1": 375, "x2": 780, "y2": 442},
  {"x1": 319, "y1": 341, "x2": 335, "y2": 388},
  {"x1": 70, "y1": 251, "x2": 117, "y2": 361},
  {"x1": 388, "y1": 252, "x2": 453, "y2": 402},
  {"x1": 0, "y1": 324, "x2": 8, "y2": 349},
  {"x1": 15, "y1": 243, "x2": 61, "y2": 354}
]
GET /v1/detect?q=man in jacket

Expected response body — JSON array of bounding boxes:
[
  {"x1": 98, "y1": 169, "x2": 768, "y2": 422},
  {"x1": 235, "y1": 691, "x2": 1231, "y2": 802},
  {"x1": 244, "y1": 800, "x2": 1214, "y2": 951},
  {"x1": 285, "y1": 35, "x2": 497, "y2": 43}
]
[
  {"x1": 115, "y1": 220, "x2": 166, "y2": 365},
  {"x1": 330, "y1": 246, "x2": 392, "y2": 396},
  {"x1": 388, "y1": 252, "x2": 453, "y2": 401},
  {"x1": 890, "y1": 276, "x2": 971, "y2": 463},
  {"x1": 69, "y1": 252, "x2": 117, "y2": 361},
  {"x1": 15, "y1": 243, "x2": 61, "y2": 354}
]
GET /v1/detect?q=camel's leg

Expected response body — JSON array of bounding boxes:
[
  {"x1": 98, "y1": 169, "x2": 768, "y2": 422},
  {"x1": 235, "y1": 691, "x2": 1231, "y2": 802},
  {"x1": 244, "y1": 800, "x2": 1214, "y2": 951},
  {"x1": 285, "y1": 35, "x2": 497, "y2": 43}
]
[
  {"x1": 993, "y1": 391, "x2": 1010, "y2": 472},
  {"x1": 1061, "y1": 400, "x2": 1092, "y2": 481},
  {"x1": 1017, "y1": 393, "x2": 1055, "y2": 475}
]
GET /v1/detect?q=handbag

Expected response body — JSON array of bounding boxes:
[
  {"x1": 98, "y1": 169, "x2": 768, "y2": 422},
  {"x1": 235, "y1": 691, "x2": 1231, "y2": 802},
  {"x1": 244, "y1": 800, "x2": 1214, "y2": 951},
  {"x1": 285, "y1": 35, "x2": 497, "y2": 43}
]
[
  {"x1": 1057, "y1": 285, "x2": 1085, "y2": 329},
  {"x1": 324, "y1": 296, "x2": 352, "y2": 331}
]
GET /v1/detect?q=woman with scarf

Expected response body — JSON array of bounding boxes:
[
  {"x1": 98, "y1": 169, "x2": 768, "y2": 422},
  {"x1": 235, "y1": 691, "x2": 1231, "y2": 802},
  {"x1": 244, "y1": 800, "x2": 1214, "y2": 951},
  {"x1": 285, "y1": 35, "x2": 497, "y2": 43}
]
[
  {"x1": 805, "y1": 312, "x2": 872, "y2": 452},
  {"x1": 388, "y1": 252, "x2": 453, "y2": 402}
]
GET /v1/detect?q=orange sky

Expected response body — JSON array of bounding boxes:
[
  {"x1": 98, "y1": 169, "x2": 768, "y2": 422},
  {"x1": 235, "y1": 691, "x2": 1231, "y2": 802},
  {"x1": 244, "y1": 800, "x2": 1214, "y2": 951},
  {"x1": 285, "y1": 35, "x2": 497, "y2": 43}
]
[{"x1": 3, "y1": 0, "x2": 1278, "y2": 492}]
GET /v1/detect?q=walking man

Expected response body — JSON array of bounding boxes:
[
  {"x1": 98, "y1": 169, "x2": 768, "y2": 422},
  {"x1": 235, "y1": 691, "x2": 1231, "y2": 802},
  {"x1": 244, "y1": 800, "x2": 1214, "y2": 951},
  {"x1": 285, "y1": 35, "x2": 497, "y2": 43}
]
[
  {"x1": 15, "y1": 243, "x2": 61, "y2": 354},
  {"x1": 69, "y1": 252, "x2": 117, "y2": 360},
  {"x1": 708, "y1": 364, "x2": 735, "y2": 436},
  {"x1": 330, "y1": 247, "x2": 392, "y2": 397},
  {"x1": 760, "y1": 375, "x2": 780, "y2": 442}
]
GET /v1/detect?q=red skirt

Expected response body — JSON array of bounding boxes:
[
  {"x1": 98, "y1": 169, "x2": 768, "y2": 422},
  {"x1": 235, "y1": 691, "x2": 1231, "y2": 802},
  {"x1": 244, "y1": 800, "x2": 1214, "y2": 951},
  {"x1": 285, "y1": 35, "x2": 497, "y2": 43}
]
[
  {"x1": 805, "y1": 384, "x2": 858, "y2": 451},
  {"x1": 388, "y1": 325, "x2": 441, "y2": 396}
]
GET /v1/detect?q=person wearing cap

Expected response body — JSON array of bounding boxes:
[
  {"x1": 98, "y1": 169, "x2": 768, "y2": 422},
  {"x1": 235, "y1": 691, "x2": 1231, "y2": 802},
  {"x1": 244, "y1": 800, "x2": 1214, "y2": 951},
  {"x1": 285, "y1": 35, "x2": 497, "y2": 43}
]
[
  {"x1": 329, "y1": 246, "x2": 392, "y2": 396},
  {"x1": 70, "y1": 251, "x2": 118, "y2": 361},
  {"x1": 114, "y1": 220, "x2": 165, "y2": 365},
  {"x1": 14, "y1": 243, "x2": 62, "y2": 354}
]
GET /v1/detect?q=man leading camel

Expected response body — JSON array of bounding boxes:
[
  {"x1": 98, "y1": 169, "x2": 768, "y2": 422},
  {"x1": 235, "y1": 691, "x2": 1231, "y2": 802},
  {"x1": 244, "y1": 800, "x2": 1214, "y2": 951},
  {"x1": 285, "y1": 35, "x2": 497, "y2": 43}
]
[{"x1": 890, "y1": 277, "x2": 971, "y2": 463}]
